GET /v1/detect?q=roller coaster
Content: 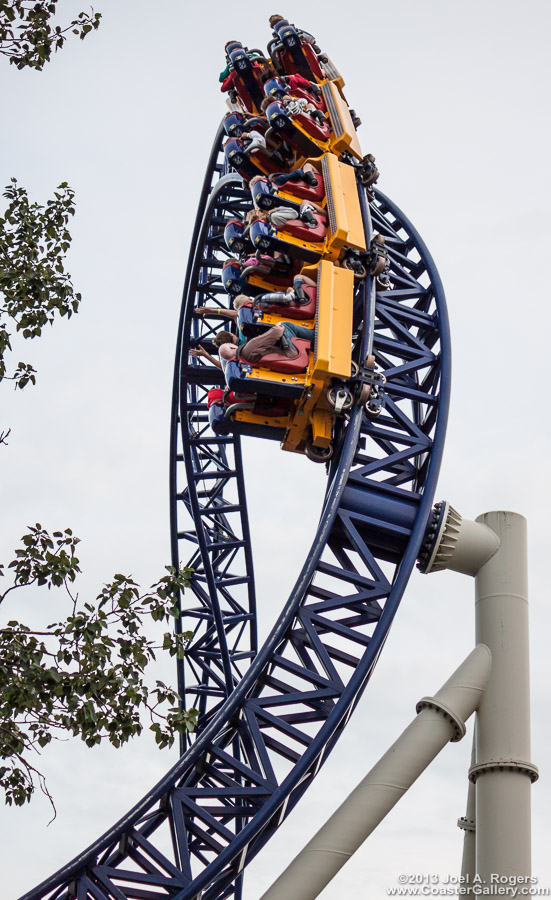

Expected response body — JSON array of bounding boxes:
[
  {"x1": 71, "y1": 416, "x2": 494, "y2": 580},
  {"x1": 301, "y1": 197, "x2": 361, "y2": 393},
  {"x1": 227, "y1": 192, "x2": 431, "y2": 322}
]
[{"x1": 20, "y1": 17, "x2": 450, "y2": 900}]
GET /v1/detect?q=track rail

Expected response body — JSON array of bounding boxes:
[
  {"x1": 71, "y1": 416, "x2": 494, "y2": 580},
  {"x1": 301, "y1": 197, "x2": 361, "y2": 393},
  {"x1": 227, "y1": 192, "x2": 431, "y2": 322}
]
[
  {"x1": 19, "y1": 125, "x2": 450, "y2": 900},
  {"x1": 171, "y1": 177, "x2": 259, "y2": 723}
]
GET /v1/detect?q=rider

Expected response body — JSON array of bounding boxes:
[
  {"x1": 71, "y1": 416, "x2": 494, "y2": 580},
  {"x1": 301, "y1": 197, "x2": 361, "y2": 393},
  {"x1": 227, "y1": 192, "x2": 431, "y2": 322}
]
[
  {"x1": 244, "y1": 272, "x2": 316, "y2": 308},
  {"x1": 252, "y1": 204, "x2": 325, "y2": 230},
  {"x1": 260, "y1": 94, "x2": 325, "y2": 126},
  {"x1": 216, "y1": 320, "x2": 313, "y2": 367},
  {"x1": 268, "y1": 15, "x2": 321, "y2": 53},
  {"x1": 267, "y1": 164, "x2": 319, "y2": 188},
  {"x1": 283, "y1": 73, "x2": 323, "y2": 99},
  {"x1": 280, "y1": 93, "x2": 326, "y2": 125}
]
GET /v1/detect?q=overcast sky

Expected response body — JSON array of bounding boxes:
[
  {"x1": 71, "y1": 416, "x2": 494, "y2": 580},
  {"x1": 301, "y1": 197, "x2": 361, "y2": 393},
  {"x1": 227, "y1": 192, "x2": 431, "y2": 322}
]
[{"x1": 1, "y1": 1, "x2": 550, "y2": 898}]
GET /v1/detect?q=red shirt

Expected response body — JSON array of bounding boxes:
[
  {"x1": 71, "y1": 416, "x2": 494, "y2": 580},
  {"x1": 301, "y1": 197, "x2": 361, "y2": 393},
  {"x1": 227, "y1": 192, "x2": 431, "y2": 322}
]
[
  {"x1": 286, "y1": 74, "x2": 315, "y2": 92},
  {"x1": 221, "y1": 71, "x2": 238, "y2": 92}
]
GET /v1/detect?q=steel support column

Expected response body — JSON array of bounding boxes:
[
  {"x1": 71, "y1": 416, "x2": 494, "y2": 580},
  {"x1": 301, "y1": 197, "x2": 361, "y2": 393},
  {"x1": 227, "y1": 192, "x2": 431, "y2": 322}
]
[
  {"x1": 472, "y1": 511, "x2": 538, "y2": 881},
  {"x1": 421, "y1": 505, "x2": 539, "y2": 884},
  {"x1": 458, "y1": 735, "x2": 476, "y2": 898}
]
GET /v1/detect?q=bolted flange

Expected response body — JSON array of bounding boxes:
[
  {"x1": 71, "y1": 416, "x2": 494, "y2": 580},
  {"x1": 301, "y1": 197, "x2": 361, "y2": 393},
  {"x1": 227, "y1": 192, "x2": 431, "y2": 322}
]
[{"x1": 417, "y1": 502, "x2": 501, "y2": 576}]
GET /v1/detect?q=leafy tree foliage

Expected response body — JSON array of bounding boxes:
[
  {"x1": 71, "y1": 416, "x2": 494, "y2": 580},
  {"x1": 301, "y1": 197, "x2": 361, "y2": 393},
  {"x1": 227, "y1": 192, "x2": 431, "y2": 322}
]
[
  {"x1": 0, "y1": 525, "x2": 196, "y2": 814},
  {"x1": 0, "y1": 2, "x2": 199, "y2": 819},
  {"x1": 0, "y1": 179, "x2": 81, "y2": 390},
  {"x1": 0, "y1": 2, "x2": 100, "y2": 70}
]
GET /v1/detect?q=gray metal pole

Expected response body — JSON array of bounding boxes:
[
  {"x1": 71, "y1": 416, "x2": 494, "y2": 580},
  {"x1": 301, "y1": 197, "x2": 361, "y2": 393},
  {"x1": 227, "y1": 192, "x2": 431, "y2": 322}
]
[
  {"x1": 458, "y1": 733, "x2": 476, "y2": 898},
  {"x1": 422, "y1": 506, "x2": 539, "y2": 882},
  {"x1": 472, "y1": 511, "x2": 538, "y2": 880},
  {"x1": 259, "y1": 645, "x2": 491, "y2": 900}
]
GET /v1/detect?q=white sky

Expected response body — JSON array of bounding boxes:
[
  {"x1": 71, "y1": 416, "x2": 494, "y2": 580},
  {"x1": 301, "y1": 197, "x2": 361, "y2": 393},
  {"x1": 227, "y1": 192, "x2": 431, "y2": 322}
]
[{"x1": 1, "y1": 1, "x2": 550, "y2": 898}]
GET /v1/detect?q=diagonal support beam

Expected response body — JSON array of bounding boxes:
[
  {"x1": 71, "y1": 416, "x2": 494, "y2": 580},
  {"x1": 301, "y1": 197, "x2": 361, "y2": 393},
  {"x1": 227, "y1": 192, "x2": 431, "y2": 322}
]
[{"x1": 259, "y1": 645, "x2": 491, "y2": 900}]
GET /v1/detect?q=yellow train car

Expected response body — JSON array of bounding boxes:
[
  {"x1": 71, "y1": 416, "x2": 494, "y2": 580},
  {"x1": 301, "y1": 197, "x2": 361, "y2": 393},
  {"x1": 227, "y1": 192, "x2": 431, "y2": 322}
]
[{"x1": 209, "y1": 261, "x2": 356, "y2": 462}]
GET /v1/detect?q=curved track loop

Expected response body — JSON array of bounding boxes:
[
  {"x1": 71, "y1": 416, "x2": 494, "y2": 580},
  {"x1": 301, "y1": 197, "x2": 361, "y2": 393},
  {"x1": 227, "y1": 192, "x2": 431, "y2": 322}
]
[
  {"x1": 168, "y1": 124, "x2": 258, "y2": 723},
  {"x1": 20, "y1": 128, "x2": 450, "y2": 900}
]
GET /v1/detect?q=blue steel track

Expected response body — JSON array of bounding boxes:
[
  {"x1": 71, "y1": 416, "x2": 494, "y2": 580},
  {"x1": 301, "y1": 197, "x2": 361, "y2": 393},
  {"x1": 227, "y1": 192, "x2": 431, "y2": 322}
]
[{"x1": 19, "y1": 124, "x2": 450, "y2": 900}]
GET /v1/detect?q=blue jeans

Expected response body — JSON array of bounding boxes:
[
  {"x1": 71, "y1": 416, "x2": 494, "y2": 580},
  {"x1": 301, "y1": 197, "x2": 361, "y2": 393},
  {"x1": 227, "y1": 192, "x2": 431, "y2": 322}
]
[{"x1": 280, "y1": 322, "x2": 313, "y2": 350}]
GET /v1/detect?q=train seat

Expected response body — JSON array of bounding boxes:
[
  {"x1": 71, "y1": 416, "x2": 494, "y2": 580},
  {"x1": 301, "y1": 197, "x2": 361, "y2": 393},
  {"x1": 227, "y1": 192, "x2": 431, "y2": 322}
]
[
  {"x1": 240, "y1": 254, "x2": 295, "y2": 286},
  {"x1": 270, "y1": 172, "x2": 326, "y2": 203},
  {"x1": 224, "y1": 112, "x2": 268, "y2": 140},
  {"x1": 224, "y1": 139, "x2": 264, "y2": 181},
  {"x1": 225, "y1": 138, "x2": 289, "y2": 181},
  {"x1": 251, "y1": 177, "x2": 301, "y2": 212},
  {"x1": 243, "y1": 337, "x2": 311, "y2": 374},
  {"x1": 244, "y1": 116, "x2": 269, "y2": 134},
  {"x1": 209, "y1": 389, "x2": 293, "y2": 438},
  {"x1": 270, "y1": 24, "x2": 325, "y2": 82},
  {"x1": 228, "y1": 47, "x2": 265, "y2": 113},
  {"x1": 286, "y1": 173, "x2": 325, "y2": 201},
  {"x1": 224, "y1": 112, "x2": 246, "y2": 139},
  {"x1": 265, "y1": 102, "x2": 328, "y2": 159},
  {"x1": 237, "y1": 304, "x2": 254, "y2": 331},
  {"x1": 222, "y1": 258, "x2": 246, "y2": 295},
  {"x1": 249, "y1": 217, "x2": 323, "y2": 264},
  {"x1": 224, "y1": 218, "x2": 252, "y2": 256},
  {"x1": 248, "y1": 146, "x2": 284, "y2": 175},
  {"x1": 222, "y1": 259, "x2": 263, "y2": 297},
  {"x1": 207, "y1": 388, "x2": 237, "y2": 409},
  {"x1": 209, "y1": 403, "x2": 231, "y2": 435},
  {"x1": 210, "y1": 383, "x2": 292, "y2": 419},
  {"x1": 293, "y1": 111, "x2": 330, "y2": 142},
  {"x1": 237, "y1": 306, "x2": 274, "y2": 340},
  {"x1": 263, "y1": 75, "x2": 326, "y2": 112},
  {"x1": 280, "y1": 212, "x2": 327, "y2": 243},
  {"x1": 263, "y1": 76, "x2": 288, "y2": 100},
  {"x1": 224, "y1": 359, "x2": 307, "y2": 399},
  {"x1": 289, "y1": 85, "x2": 326, "y2": 111},
  {"x1": 254, "y1": 282, "x2": 317, "y2": 320},
  {"x1": 252, "y1": 398, "x2": 293, "y2": 417}
]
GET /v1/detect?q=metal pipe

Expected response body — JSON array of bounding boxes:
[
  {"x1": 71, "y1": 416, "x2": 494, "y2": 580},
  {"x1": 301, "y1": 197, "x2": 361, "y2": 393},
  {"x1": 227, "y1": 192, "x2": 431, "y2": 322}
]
[
  {"x1": 458, "y1": 732, "x2": 476, "y2": 898},
  {"x1": 447, "y1": 515, "x2": 501, "y2": 576},
  {"x1": 260, "y1": 645, "x2": 492, "y2": 900},
  {"x1": 473, "y1": 511, "x2": 538, "y2": 881}
]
